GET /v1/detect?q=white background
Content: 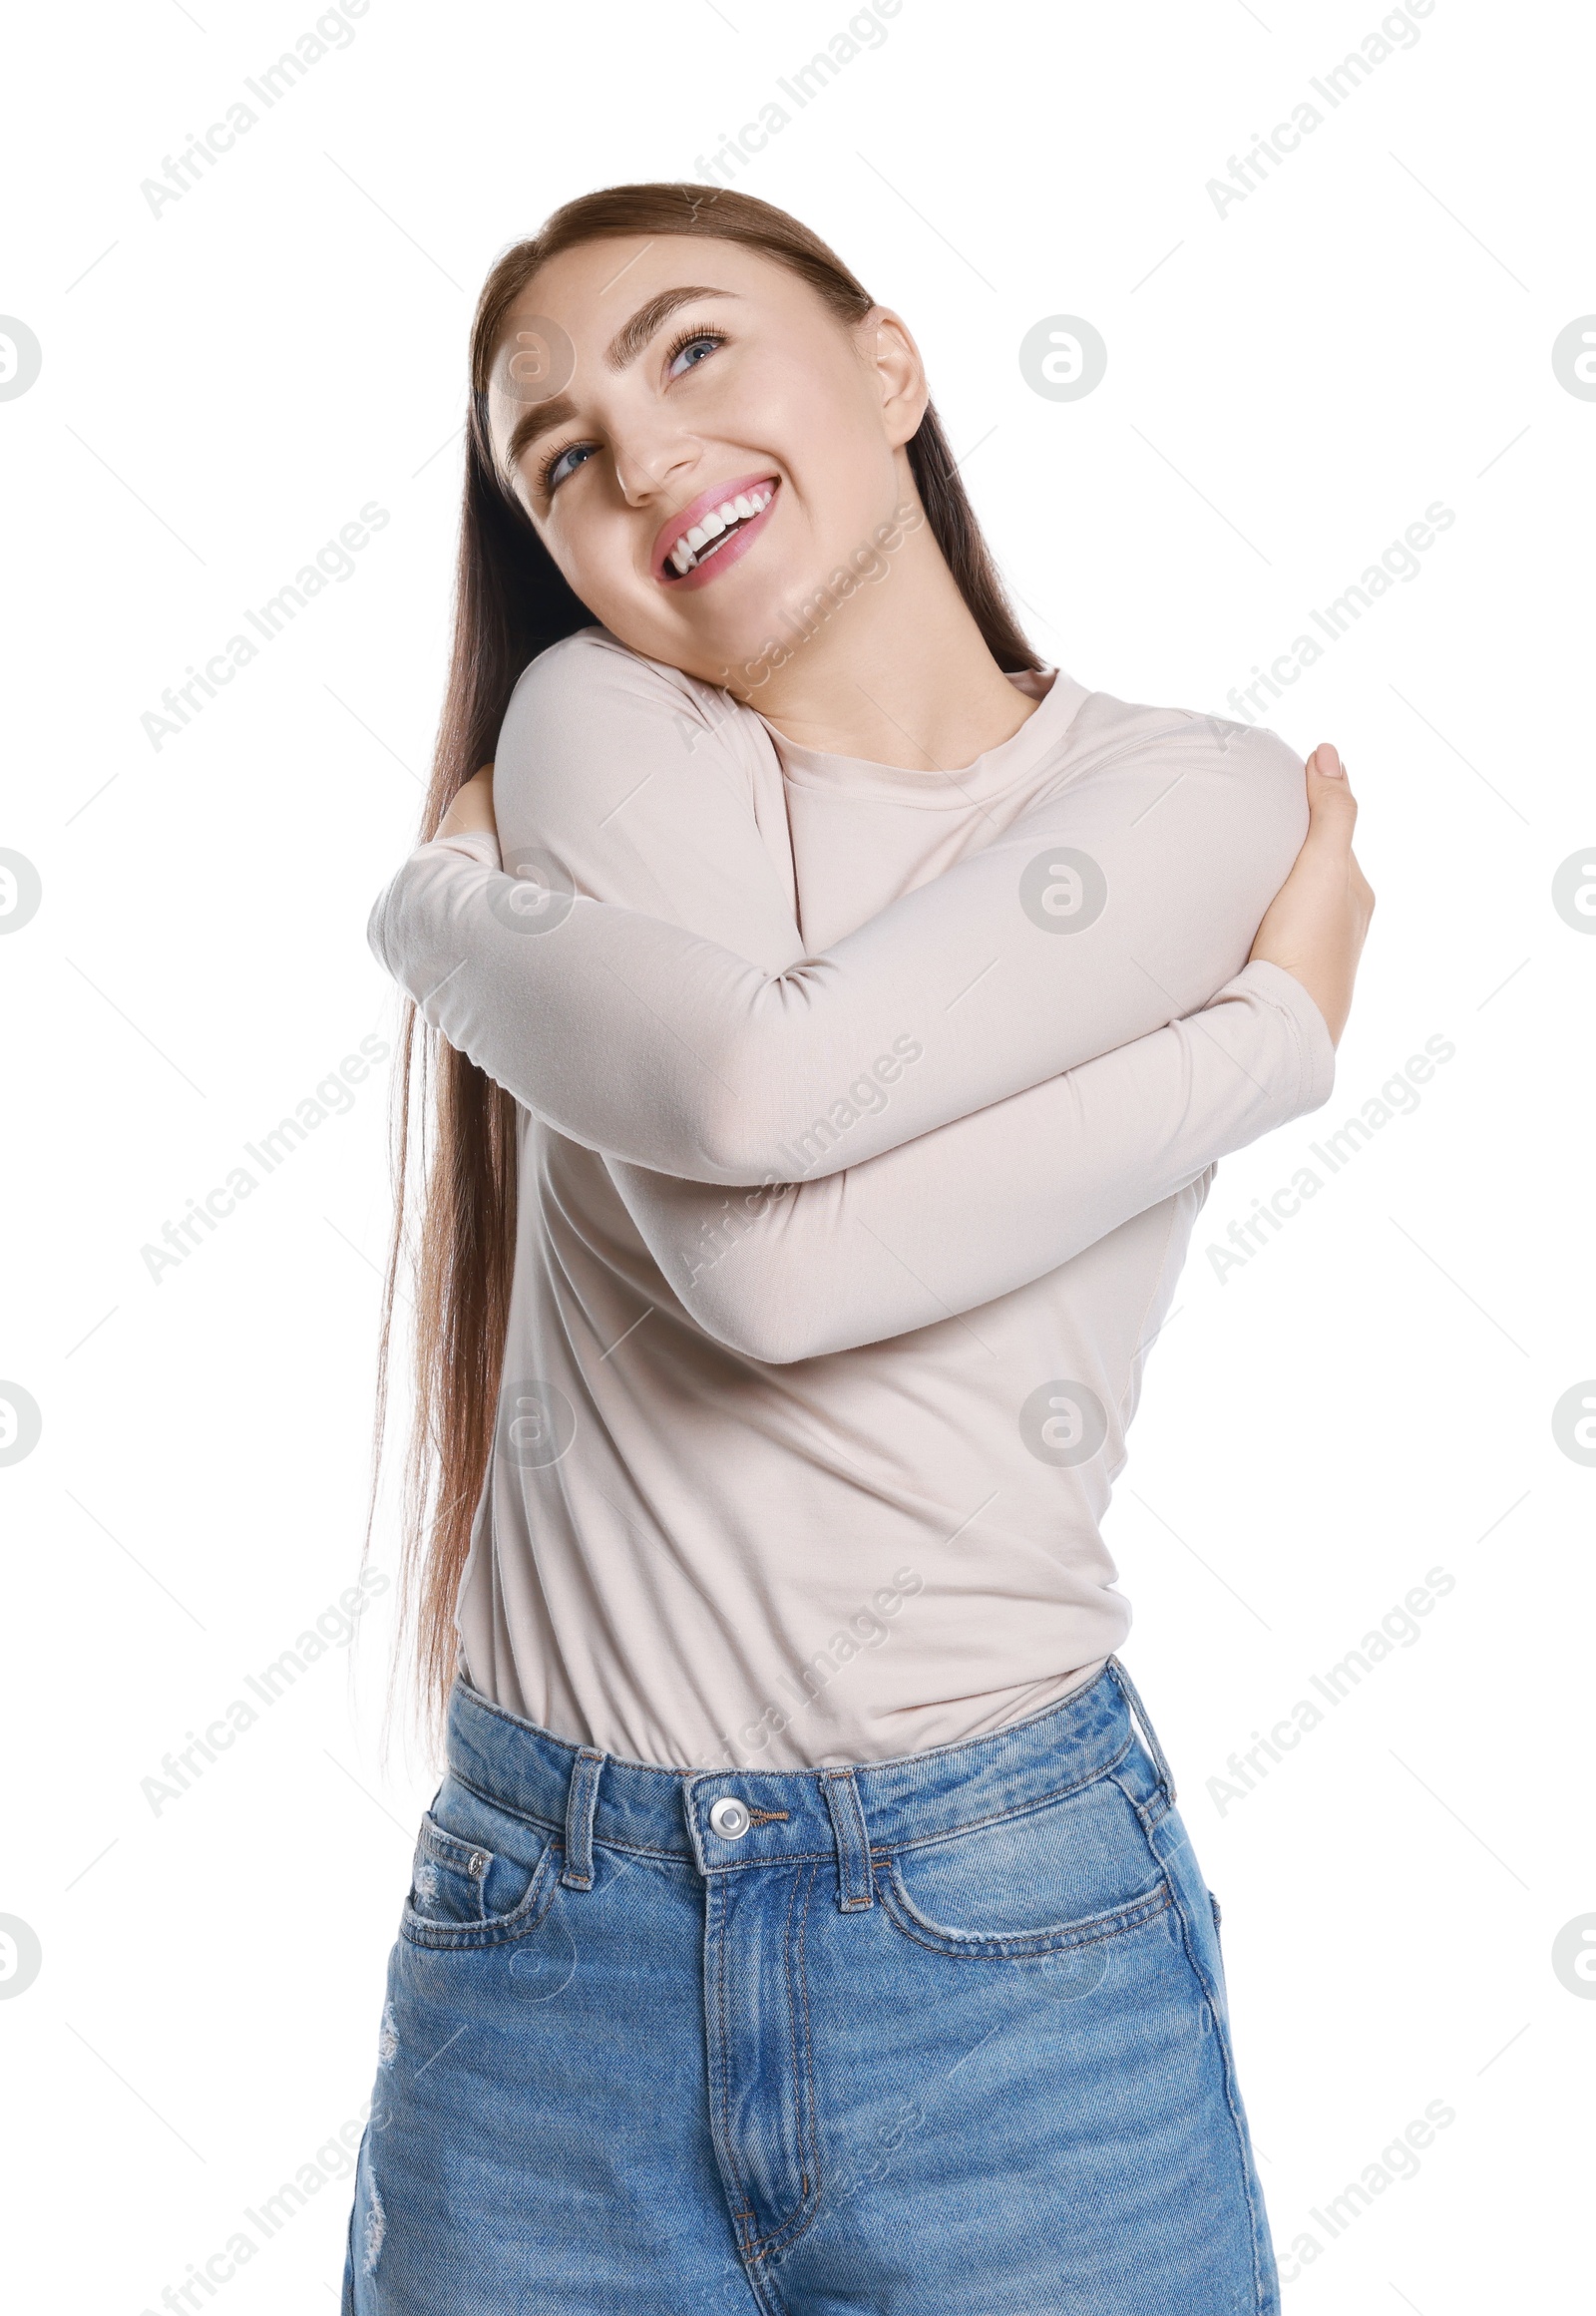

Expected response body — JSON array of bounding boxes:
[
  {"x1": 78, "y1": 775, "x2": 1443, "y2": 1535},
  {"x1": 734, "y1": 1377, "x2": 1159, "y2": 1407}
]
[{"x1": 2, "y1": 0, "x2": 1592, "y2": 2306}]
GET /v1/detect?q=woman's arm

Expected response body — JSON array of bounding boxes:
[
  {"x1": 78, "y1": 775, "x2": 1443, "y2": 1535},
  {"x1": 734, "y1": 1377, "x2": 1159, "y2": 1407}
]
[
  {"x1": 618, "y1": 746, "x2": 1363, "y2": 1359},
  {"x1": 370, "y1": 626, "x2": 1316, "y2": 1184},
  {"x1": 610, "y1": 955, "x2": 1331, "y2": 1361},
  {"x1": 433, "y1": 730, "x2": 1339, "y2": 1357}
]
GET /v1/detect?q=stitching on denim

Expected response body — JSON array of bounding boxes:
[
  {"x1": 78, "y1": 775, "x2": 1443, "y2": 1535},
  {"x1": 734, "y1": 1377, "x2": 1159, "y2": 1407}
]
[
  {"x1": 742, "y1": 1864, "x2": 809, "y2": 2256},
  {"x1": 741, "y1": 2233, "x2": 793, "y2": 2316},
  {"x1": 820, "y1": 1772, "x2": 873, "y2": 1910},
  {"x1": 416, "y1": 1813, "x2": 488, "y2": 1871},
  {"x1": 1106, "y1": 1658, "x2": 1178, "y2": 1811},
  {"x1": 449, "y1": 1680, "x2": 696, "y2": 1786},
  {"x1": 791, "y1": 1862, "x2": 823, "y2": 2245},
  {"x1": 1162, "y1": 1862, "x2": 1274, "y2": 2309},
  {"x1": 747, "y1": 1860, "x2": 825, "y2": 2264},
  {"x1": 412, "y1": 1814, "x2": 491, "y2": 1925},
  {"x1": 561, "y1": 1748, "x2": 604, "y2": 1890},
  {"x1": 878, "y1": 1860, "x2": 1171, "y2": 1959},
  {"x1": 453, "y1": 1653, "x2": 1123, "y2": 1778},
  {"x1": 795, "y1": 1860, "x2": 821, "y2": 2215},
  {"x1": 1105, "y1": 1763, "x2": 1170, "y2": 1834},
  {"x1": 449, "y1": 1667, "x2": 1120, "y2": 1787},
  {"x1": 708, "y1": 1871, "x2": 759, "y2": 2242},
  {"x1": 826, "y1": 1658, "x2": 1119, "y2": 1782},
  {"x1": 445, "y1": 1671, "x2": 1134, "y2": 1866},
  {"x1": 399, "y1": 1835, "x2": 563, "y2": 1950},
  {"x1": 704, "y1": 1849, "x2": 836, "y2": 1871},
  {"x1": 441, "y1": 1758, "x2": 1140, "y2": 1873},
  {"x1": 1099, "y1": 1759, "x2": 1274, "y2": 2306},
  {"x1": 858, "y1": 1730, "x2": 1135, "y2": 1861},
  {"x1": 448, "y1": 1764, "x2": 692, "y2": 1862},
  {"x1": 678, "y1": 1736, "x2": 1143, "y2": 1881},
  {"x1": 447, "y1": 1724, "x2": 1137, "y2": 1881}
]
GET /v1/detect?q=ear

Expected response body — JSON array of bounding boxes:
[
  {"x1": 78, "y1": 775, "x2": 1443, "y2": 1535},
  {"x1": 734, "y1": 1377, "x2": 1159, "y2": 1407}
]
[{"x1": 862, "y1": 307, "x2": 929, "y2": 449}]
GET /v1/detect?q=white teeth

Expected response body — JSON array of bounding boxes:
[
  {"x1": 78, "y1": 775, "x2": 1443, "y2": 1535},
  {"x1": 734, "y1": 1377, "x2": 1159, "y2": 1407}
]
[{"x1": 666, "y1": 483, "x2": 776, "y2": 576}]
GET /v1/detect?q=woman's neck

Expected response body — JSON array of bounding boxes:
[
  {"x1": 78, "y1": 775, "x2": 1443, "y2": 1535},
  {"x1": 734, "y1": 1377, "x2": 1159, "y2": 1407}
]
[{"x1": 731, "y1": 496, "x2": 1042, "y2": 772}]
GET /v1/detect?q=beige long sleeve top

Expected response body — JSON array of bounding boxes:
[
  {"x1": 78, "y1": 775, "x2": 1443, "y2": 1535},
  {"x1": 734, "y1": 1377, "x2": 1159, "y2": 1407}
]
[{"x1": 368, "y1": 625, "x2": 1335, "y2": 1770}]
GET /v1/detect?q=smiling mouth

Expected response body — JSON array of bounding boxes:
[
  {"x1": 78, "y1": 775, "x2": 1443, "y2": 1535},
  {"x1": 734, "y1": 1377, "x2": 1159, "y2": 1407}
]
[{"x1": 661, "y1": 480, "x2": 779, "y2": 580}]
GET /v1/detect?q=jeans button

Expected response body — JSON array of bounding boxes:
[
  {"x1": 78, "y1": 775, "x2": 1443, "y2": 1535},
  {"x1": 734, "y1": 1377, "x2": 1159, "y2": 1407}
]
[{"x1": 709, "y1": 1796, "x2": 751, "y2": 1840}]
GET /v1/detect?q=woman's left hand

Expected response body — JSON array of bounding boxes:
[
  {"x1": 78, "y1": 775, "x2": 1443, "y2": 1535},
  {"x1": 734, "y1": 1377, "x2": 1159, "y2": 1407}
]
[{"x1": 435, "y1": 764, "x2": 498, "y2": 841}]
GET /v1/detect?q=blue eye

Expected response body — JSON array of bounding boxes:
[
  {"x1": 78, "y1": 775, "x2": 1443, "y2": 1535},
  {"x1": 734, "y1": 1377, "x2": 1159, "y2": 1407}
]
[
  {"x1": 666, "y1": 331, "x2": 723, "y2": 377},
  {"x1": 541, "y1": 440, "x2": 596, "y2": 494}
]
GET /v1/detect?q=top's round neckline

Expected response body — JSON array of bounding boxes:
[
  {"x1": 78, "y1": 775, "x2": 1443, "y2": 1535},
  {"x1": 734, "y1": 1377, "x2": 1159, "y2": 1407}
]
[{"x1": 752, "y1": 662, "x2": 1092, "y2": 809}]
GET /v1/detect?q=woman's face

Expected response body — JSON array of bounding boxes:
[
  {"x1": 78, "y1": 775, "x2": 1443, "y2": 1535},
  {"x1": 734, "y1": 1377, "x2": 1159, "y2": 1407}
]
[{"x1": 484, "y1": 235, "x2": 927, "y2": 685}]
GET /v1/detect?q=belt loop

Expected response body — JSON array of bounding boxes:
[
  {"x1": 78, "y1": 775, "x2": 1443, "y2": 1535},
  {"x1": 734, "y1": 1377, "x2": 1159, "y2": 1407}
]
[
  {"x1": 561, "y1": 1746, "x2": 605, "y2": 1890},
  {"x1": 1108, "y1": 1656, "x2": 1177, "y2": 1808},
  {"x1": 819, "y1": 1770, "x2": 875, "y2": 1911}
]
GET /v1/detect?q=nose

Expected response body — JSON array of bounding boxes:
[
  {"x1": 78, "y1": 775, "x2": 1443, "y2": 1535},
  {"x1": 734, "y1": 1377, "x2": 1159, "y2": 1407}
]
[{"x1": 611, "y1": 429, "x2": 698, "y2": 510}]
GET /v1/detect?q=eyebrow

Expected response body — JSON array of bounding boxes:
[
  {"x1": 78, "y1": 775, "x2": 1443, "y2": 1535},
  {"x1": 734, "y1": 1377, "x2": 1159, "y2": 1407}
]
[
  {"x1": 602, "y1": 284, "x2": 739, "y2": 372},
  {"x1": 500, "y1": 285, "x2": 742, "y2": 479}
]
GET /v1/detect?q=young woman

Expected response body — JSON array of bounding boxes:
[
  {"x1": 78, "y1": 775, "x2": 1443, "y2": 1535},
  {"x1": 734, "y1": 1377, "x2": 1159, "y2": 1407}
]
[{"x1": 343, "y1": 183, "x2": 1373, "y2": 2314}]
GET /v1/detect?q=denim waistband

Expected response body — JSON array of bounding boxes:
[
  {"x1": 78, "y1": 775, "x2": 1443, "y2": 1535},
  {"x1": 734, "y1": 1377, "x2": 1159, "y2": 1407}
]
[{"x1": 442, "y1": 1657, "x2": 1176, "y2": 1881}]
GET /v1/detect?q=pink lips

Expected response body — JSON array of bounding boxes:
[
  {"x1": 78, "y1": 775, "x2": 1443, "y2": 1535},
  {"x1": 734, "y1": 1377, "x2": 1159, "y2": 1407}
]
[{"x1": 652, "y1": 472, "x2": 780, "y2": 588}]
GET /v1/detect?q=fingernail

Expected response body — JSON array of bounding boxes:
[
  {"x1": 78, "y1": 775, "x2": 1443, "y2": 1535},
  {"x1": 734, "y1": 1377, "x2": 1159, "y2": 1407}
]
[{"x1": 1320, "y1": 746, "x2": 1345, "y2": 777}]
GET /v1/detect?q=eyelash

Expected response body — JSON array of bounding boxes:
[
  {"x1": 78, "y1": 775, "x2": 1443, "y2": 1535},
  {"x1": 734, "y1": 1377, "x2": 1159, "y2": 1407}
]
[
  {"x1": 535, "y1": 325, "x2": 729, "y2": 495},
  {"x1": 660, "y1": 320, "x2": 729, "y2": 376}
]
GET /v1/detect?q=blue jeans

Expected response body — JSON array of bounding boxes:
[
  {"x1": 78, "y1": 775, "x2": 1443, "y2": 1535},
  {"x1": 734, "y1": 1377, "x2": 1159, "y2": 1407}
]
[{"x1": 341, "y1": 1658, "x2": 1279, "y2": 2313}]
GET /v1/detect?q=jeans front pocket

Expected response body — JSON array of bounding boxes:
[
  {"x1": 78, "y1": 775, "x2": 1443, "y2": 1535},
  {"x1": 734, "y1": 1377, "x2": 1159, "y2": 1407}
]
[
  {"x1": 400, "y1": 1783, "x2": 562, "y2": 1951},
  {"x1": 878, "y1": 1767, "x2": 1171, "y2": 1962},
  {"x1": 408, "y1": 1812, "x2": 495, "y2": 1926}
]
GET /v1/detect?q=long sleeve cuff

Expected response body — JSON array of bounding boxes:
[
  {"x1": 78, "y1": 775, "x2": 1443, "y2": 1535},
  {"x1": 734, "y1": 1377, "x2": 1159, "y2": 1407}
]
[{"x1": 1226, "y1": 957, "x2": 1337, "y2": 1115}]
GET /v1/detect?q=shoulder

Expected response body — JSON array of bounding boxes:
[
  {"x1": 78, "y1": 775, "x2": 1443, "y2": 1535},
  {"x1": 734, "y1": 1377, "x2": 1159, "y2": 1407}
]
[
  {"x1": 1063, "y1": 687, "x2": 1305, "y2": 781},
  {"x1": 494, "y1": 624, "x2": 779, "y2": 845},
  {"x1": 489, "y1": 627, "x2": 799, "y2": 943},
  {"x1": 503, "y1": 624, "x2": 757, "y2": 755},
  {"x1": 1053, "y1": 686, "x2": 1308, "y2": 830}
]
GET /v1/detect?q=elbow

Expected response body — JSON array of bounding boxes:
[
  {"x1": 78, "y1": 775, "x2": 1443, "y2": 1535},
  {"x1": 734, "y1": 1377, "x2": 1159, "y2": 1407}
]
[
  {"x1": 669, "y1": 1209, "x2": 838, "y2": 1364},
  {"x1": 674, "y1": 1080, "x2": 798, "y2": 1189},
  {"x1": 680, "y1": 1283, "x2": 832, "y2": 1367},
  {"x1": 704, "y1": 1316, "x2": 828, "y2": 1366},
  {"x1": 664, "y1": 1009, "x2": 863, "y2": 1188},
  {"x1": 366, "y1": 883, "x2": 392, "y2": 973}
]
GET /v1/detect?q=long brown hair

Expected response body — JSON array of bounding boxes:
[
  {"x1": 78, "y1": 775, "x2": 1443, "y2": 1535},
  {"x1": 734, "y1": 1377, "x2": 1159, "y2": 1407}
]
[{"x1": 369, "y1": 182, "x2": 1041, "y2": 1751}]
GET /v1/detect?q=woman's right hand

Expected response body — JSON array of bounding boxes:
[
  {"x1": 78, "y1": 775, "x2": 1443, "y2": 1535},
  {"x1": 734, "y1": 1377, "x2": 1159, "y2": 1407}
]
[{"x1": 1247, "y1": 742, "x2": 1375, "y2": 1048}]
